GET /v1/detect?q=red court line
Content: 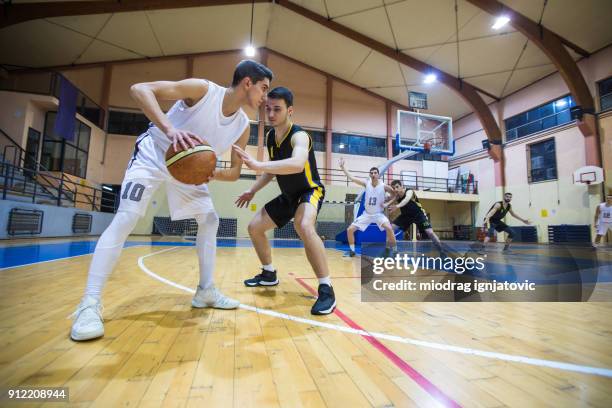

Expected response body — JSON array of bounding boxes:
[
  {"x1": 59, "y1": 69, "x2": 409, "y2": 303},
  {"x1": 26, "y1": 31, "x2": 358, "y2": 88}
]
[{"x1": 295, "y1": 277, "x2": 461, "y2": 408}]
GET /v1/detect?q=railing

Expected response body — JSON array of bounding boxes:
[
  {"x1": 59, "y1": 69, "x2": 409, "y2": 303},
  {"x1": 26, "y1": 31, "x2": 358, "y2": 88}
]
[
  {"x1": 505, "y1": 107, "x2": 574, "y2": 142},
  {"x1": 0, "y1": 128, "x2": 117, "y2": 212},
  {"x1": 217, "y1": 161, "x2": 478, "y2": 194},
  {"x1": 0, "y1": 162, "x2": 117, "y2": 212},
  {"x1": 0, "y1": 70, "x2": 104, "y2": 128}
]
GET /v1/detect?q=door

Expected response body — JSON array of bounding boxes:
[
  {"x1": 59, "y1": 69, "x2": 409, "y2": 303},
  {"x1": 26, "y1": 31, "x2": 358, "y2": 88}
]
[{"x1": 24, "y1": 127, "x2": 41, "y2": 174}]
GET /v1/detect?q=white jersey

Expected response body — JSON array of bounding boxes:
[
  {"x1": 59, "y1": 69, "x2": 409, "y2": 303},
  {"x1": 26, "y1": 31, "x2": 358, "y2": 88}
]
[
  {"x1": 147, "y1": 80, "x2": 249, "y2": 156},
  {"x1": 364, "y1": 180, "x2": 386, "y2": 215},
  {"x1": 598, "y1": 203, "x2": 612, "y2": 224},
  {"x1": 119, "y1": 80, "x2": 249, "y2": 221}
]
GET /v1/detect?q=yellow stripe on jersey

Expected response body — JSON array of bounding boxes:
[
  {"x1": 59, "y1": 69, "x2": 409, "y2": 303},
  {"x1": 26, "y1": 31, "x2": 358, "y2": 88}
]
[
  {"x1": 309, "y1": 187, "x2": 324, "y2": 208},
  {"x1": 304, "y1": 159, "x2": 319, "y2": 189}
]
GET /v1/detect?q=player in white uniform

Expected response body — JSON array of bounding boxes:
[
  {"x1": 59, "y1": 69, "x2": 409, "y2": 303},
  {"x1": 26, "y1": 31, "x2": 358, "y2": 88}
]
[
  {"x1": 594, "y1": 193, "x2": 612, "y2": 247},
  {"x1": 70, "y1": 60, "x2": 273, "y2": 341},
  {"x1": 339, "y1": 158, "x2": 396, "y2": 257}
]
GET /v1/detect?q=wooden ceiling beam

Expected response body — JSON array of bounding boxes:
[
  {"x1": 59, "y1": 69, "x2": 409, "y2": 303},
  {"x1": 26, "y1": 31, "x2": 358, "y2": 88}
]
[
  {"x1": 276, "y1": 0, "x2": 503, "y2": 149},
  {"x1": 0, "y1": 0, "x2": 268, "y2": 29}
]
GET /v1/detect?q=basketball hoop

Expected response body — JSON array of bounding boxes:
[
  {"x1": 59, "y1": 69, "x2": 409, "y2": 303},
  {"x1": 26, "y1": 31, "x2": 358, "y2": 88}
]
[
  {"x1": 573, "y1": 165, "x2": 603, "y2": 186},
  {"x1": 423, "y1": 141, "x2": 432, "y2": 154}
]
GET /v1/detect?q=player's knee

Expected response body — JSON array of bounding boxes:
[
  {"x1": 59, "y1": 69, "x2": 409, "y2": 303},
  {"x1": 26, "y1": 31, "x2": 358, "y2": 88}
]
[
  {"x1": 247, "y1": 220, "x2": 258, "y2": 235},
  {"x1": 98, "y1": 211, "x2": 138, "y2": 248},
  {"x1": 196, "y1": 212, "x2": 219, "y2": 230},
  {"x1": 296, "y1": 220, "x2": 315, "y2": 238}
]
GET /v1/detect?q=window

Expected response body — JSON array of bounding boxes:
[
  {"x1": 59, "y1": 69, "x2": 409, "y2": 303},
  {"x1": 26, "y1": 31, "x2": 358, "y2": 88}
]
[
  {"x1": 41, "y1": 112, "x2": 90, "y2": 178},
  {"x1": 505, "y1": 95, "x2": 576, "y2": 142},
  {"x1": 598, "y1": 77, "x2": 612, "y2": 112},
  {"x1": 527, "y1": 139, "x2": 557, "y2": 183},
  {"x1": 306, "y1": 129, "x2": 326, "y2": 152},
  {"x1": 248, "y1": 123, "x2": 259, "y2": 146},
  {"x1": 332, "y1": 133, "x2": 386, "y2": 157},
  {"x1": 108, "y1": 110, "x2": 151, "y2": 135}
]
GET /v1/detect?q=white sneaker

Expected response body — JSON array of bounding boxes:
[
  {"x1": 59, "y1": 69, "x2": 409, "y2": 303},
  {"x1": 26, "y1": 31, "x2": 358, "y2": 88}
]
[
  {"x1": 192, "y1": 286, "x2": 240, "y2": 309},
  {"x1": 70, "y1": 295, "x2": 104, "y2": 341}
]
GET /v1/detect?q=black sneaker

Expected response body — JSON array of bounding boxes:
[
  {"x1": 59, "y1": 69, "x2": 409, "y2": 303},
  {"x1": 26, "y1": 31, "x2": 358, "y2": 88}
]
[
  {"x1": 343, "y1": 250, "x2": 356, "y2": 257},
  {"x1": 244, "y1": 269, "x2": 279, "y2": 287},
  {"x1": 311, "y1": 284, "x2": 336, "y2": 315}
]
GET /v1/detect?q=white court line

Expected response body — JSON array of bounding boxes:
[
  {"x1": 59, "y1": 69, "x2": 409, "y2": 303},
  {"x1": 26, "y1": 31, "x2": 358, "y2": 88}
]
[{"x1": 138, "y1": 246, "x2": 612, "y2": 378}]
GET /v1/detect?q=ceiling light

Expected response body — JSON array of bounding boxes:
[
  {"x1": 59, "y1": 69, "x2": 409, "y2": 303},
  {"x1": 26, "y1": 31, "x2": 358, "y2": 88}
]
[
  {"x1": 492, "y1": 16, "x2": 510, "y2": 30},
  {"x1": 244, "y1": 45, "x2": 256, "y2": 57},
  {"x1": 423, "y1": 74, "x2": 437, "y2": 84},
  {"x1": 555, "y1": 99, "x2": 568, "y2": 108}
]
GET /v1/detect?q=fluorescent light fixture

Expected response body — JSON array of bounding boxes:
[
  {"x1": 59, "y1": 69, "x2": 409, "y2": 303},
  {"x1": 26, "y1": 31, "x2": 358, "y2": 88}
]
[
  {"x1": 102, "y1": 185, "x2": 113, "y2": 192},
  {"x1": 339, "y1": 143, "x2": 345, "y2": 149},
  {"x1": 555, "y1": 99, "x2": 568, "y2": 107},
  {"x1": 244, "y1": 45, "x2": 256, "y2": 57},
  {"x1": 423, "y1": 74, "x2": 437, "y2": 84},
  {"x1": 492, "y1": 16, "x2": 510, "y2": 30}
]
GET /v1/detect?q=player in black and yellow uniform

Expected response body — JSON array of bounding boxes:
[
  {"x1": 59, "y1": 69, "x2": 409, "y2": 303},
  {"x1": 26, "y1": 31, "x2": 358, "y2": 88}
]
[
  {"x1": 233, "y1": 87, "x2": 335, "y2": 315},
  {"x1": 389, "y1": 179, "x2": 443, "y2": 250},
  {"x1": 481, "y1": 192, "x2": 530, "y2": 253}
]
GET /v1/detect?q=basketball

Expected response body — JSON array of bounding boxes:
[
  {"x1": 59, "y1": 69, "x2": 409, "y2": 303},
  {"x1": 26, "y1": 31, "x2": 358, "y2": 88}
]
[{"x1": 165, "y1": 143, "x2": 217, "y2": 185}]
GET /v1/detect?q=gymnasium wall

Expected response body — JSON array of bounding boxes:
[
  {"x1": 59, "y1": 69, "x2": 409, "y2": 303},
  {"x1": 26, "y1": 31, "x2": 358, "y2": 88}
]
[
  {"x1": 0, "y1": 200, "x2": 114, "y2": 239},
  {"x1": 451, "y1": 45, "x2": 612, "y2": 242},
  {"x1": 129, "y1": 178, "x2": 459, "y2": 237}
]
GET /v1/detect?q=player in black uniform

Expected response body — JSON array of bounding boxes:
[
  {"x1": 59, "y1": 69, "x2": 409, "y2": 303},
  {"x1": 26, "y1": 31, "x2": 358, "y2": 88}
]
[
  {"x1": 481, "y1": 192, "x2": 530, "y2": 253},
  {"x1": 233, "y1": 87, "x2": 335, "y2": 315},
  {"x1": 389, "y1": 180, "x2": 443, "y2": 250}
]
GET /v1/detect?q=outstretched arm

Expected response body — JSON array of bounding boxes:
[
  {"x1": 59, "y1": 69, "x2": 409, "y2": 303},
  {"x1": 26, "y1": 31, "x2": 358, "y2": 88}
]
[
  {"x1": 232, "y1": 131, "x2": 310, "y2": 175},
  {"x1": 389, "y1": 189, "x2": 414, "y2": 211},
  {"x1": 339, "y1": 157, "x2": 366, "y2": 187},
  {"x1": 235, "y1": 172, "x2": 275, "y2": 208},
  {"x1": 214, "y1": 127, "x2": 250, "y2": 182},
  {"x1": 129, "y1": 79, "x2": 208, "y2": 151},
  {"x1": 594, "y1": 205, "x2": 601, "y2": 226},
  {"x1": 509, "y1": 209, "x2": 530, "y2": 224}
]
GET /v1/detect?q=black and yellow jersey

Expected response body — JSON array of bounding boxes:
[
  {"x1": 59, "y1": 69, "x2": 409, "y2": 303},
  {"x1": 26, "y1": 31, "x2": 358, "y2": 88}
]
[
  {"x1": 398, "y1": 190, "x2": 427, "y2": 217},
  {"x1": 489, "y1": 201, "x2": 511, "y2": 222},
  {"x1": 266, "y1": 123, "x2": 323, "y2": 197}
]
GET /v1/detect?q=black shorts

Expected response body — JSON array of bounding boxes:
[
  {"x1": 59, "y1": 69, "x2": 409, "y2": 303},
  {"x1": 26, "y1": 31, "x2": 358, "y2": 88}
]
[
  {"x1": 488, "y1": 220, "x2": 514, "y2": 238},
  {"x1": 393, "y1": 211, "x2": 431, "y2": 234},
  {"x1": 265, "y1": 186, "x2": 325, "y2": 228}
]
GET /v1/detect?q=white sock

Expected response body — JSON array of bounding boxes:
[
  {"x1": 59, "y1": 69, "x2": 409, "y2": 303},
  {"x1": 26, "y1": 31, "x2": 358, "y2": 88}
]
[
  {"x1": 196, "y1": 212, "x2": 219, "y2": 290},
  {"x1": 262, "y1": 264, "x2": 275, "y2": 272},
  {"x1": 318, "y1": 276, "x2": 332, "y2": 286},
  {"x1": 349, "y1": 244, "x2": 355, "y2": 252},
  {"x1": 84, "y1": 211, "x2": 139, "y2": 301}
]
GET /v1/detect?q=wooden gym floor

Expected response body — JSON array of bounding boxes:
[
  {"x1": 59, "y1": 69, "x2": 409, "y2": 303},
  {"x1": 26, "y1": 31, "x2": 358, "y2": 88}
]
[{"x1": 0, "y1": 237, "x2": 611, "y2": 407}]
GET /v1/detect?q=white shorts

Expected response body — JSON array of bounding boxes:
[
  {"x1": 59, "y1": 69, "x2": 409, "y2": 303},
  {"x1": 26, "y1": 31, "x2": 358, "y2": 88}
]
[
  {"x1": 351, "y1": 212, "x2": 390, "y2": 232},
  {"x1": 596, "y1": 223, "x2": 611, "y2": 236},
  {"x1": 118, "y1": 133, "x2": 215, "y2": 220}
]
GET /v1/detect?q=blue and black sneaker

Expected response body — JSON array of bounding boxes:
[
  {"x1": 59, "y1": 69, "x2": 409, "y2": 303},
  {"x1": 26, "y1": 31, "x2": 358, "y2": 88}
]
[
  {"x1": 244, "y1": 269, "x2": 279, "y2": 287},
  {"x1": 311, "y1": 284, "x2": 336, "y2": 315}
]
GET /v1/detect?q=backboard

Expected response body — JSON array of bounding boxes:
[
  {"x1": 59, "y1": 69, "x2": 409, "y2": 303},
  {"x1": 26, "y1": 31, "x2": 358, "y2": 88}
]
[{"x1": 396, "y1": 110, "x2": 454, "y2": 155}]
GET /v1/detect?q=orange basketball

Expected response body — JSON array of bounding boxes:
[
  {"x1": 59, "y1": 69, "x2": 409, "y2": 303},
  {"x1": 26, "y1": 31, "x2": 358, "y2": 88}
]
[{"x1": 165, "y1": 143, "x2": 217, "y2": 185}]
